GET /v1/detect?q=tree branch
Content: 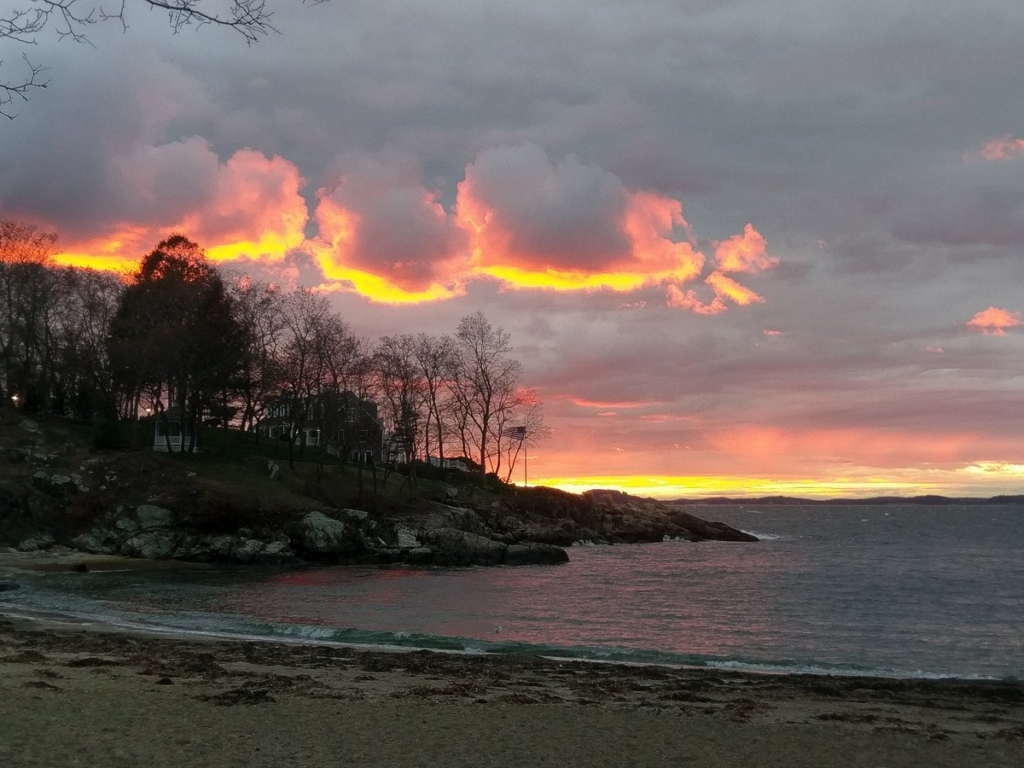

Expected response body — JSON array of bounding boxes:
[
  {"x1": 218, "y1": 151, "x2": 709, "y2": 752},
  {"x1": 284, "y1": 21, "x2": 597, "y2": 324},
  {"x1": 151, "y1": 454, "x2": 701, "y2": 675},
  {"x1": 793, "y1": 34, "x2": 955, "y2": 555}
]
[{"x1": 1, "y1": 0, "x2": 318, "y2": 117}]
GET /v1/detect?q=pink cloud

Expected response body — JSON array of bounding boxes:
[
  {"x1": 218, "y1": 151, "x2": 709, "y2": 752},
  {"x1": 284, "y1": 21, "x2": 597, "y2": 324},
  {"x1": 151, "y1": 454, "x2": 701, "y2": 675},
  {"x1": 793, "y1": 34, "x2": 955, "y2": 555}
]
[
  {"x1": 979, "y1": 135, "x2": 1024, "y2": 161},
  {"x1": 763, "y1": 329, "x2": 783, "y2": 336},
  {"x1": 967, "y1": 306, "x2": 1023, "y2": 335},
  {"x1": 313, "y1": 155, "x2": 469, "y2": 294}
]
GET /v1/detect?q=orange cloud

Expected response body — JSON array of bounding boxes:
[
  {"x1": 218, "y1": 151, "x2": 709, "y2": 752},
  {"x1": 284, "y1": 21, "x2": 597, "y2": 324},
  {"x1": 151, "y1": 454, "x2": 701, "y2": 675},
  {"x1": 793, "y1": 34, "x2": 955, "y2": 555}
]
[
  {"x1": 458, "y1": 144, "x2": 706, "y2": 294},
  {"x1": 50, "y1": 142, "x2": 775, "y2": 311},
  {"x1": 665, "y1": 284, "x2": 726, "y2": 314},
  {"x1": 308, "y1": 156, "x2": 470, "y2": 303},
  {"x1": 763, "y1": 329, "x2": 783, "y2": 336},
  {"x1": 979, "y1": 135, "x2": 1024, "y2": 161},
  {"x1": 665, "y1": 270, "x2": 765, "y2": 313},
  {"x1": 705, "y1": 271, "x2": 765, "y2": 306},
  {"x1": 967, "y1": 306, "x2": 1022, "y2": 335},
  {"x1": 52, "y1": 147, "x2": 307, "y2": 273},
  {"x1": 714, "y1": 223, "x2": 776, "y2": 273}
]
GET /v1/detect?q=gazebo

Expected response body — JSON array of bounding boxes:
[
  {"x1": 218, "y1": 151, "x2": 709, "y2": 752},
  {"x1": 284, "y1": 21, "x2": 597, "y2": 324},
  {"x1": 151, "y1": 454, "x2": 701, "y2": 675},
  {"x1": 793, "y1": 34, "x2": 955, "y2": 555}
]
[{"x1": 152, "y1": 406, "x2": 198, "y2": 452}]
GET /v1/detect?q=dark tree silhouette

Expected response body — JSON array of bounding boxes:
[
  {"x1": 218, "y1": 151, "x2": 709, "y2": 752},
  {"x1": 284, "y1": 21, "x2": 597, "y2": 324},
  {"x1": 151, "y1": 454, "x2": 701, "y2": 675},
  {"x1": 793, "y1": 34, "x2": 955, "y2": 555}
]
[{"x1": 108, "y1": 234, "x2": 245, "y2": 450}]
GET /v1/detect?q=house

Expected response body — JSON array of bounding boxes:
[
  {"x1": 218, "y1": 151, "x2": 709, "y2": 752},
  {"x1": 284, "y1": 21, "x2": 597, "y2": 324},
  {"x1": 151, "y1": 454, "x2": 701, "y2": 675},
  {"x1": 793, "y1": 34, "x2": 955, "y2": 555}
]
[
  {"x1": 254, "y1": 391, "x2": 383, "y2": 464},
  {"x1": 427, "y1": 455, "x2": 469, "y2": 472},
  {"x1": 152, "y1": 405, "x2": 198, "y2": 452}
]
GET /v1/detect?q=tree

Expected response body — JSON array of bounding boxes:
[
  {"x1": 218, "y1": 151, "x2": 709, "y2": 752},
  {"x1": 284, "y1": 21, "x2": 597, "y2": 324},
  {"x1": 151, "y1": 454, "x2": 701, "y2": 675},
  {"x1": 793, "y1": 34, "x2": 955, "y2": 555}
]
[
  {"x1": 373, "y1": 334, "x2": 424, "y2": 470},
  {"x1": 1, "y1": 0, "x2": 326, "y2": 118},
  {"x1": 230, "y1": 275, "x2": 285, "y2": 436},
  {"x1": 449, "y1": 311, "x2": 522, "y2": 478},
  {"x1": 0, "y1": 219, "x2": 57, "y2": 407},
  {"x1": 107, "y1": 234, "x2": 244, "y2": 449},
  {"x1": 277, "y1": 288, "x2": 333, "y2": 468},
  {"x1": 413, "y1": 333, "x2": 455, "y2": 465}
]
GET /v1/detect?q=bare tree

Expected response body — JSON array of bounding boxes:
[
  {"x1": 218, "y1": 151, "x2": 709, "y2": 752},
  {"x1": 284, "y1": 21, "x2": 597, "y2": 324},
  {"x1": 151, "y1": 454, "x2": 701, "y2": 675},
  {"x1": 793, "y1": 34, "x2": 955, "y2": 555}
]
[
  {"x1": 278, "y1": 288, "x2": 331, "y2": 468},
  {"x1": 413, "y1": 333, "x2": 455, "y2": 466},
  {"x1": 450, "y1": 311, "x2": 522, "y2": 478},
  {"x1": 230, "y1": 275, "x2": 285, "y2": 436},
  {"x1": 1, "y1": 0, "x2": 326, "y2": 118},
  {"x1": 0, "y1": 219, "x2": 57, "y2": 407},
  {"x1": 373, "y1": 334, "x2": 424, "y2": 470}
]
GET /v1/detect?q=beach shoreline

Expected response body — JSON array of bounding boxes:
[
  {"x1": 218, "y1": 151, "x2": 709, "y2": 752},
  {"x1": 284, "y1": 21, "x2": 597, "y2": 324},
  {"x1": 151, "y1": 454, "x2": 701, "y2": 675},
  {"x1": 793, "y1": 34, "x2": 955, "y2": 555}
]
[{"x1": 1, "y1": 607, "x2": 1021, "y2": 768}]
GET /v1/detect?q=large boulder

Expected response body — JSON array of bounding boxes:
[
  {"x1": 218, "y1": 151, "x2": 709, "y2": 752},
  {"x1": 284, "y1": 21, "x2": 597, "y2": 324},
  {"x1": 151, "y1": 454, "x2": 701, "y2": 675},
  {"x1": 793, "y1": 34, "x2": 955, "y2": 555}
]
[
  {"x1": 393, "y1": 525, "x2": 421, "y2": 549},
  {"x1": 298, "y1": 511, "x2": 364, "y2": 558},
  {"x1": 71, "y1": 531, "x2": 117, "y2": 555},
  {"x1": 136, "y1": 504, "x2": 175, "y2": 530},
  {"x1": 416, "y1": 502, "x2": 489, "y2": 535},
  {"x1": 17, "y1": 533, "x2": 54, "y2": 552},
  {"x1": 418, "y1": 527, "x2": 507, "y2": 566},
  {"x1": 504, "y1": 542, "x2": 569, "y2": 566},
  {"x1": 230, "y1": 538, "x2": 266, "y2": 564},
  {"x1": 257, "y1": 541, "x2": 299, "y2": 565},
  {"x1": 121, "y1": 531, "x2": 177, "y2": 560}
]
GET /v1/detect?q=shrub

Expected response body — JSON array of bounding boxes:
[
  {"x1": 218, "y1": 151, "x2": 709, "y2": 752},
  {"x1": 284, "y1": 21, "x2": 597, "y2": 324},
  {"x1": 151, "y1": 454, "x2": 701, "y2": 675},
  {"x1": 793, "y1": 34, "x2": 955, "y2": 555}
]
[{"x1": 89, "y1": 418, "x2": 122, "y2": 450}]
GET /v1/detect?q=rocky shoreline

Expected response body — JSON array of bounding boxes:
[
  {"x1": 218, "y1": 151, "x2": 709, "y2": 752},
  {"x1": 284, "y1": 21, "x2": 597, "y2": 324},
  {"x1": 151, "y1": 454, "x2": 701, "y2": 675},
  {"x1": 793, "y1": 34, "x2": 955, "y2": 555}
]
[
  {"x1": 2, "y1": 418, "x2": 756, "y2": 569},
  {"x1": 6, "y1": 492, "x2": 756, "y2": 569}
]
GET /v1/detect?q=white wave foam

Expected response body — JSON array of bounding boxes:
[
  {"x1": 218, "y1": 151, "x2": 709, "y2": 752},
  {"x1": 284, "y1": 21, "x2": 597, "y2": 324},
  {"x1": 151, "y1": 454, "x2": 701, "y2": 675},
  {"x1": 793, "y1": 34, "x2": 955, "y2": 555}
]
[
  {"x1": 741, "y1": 530, "x2": 787, "y2": 541},
  {"x1": 706, "y1": 659, "x2": 999, "y2": 681}
]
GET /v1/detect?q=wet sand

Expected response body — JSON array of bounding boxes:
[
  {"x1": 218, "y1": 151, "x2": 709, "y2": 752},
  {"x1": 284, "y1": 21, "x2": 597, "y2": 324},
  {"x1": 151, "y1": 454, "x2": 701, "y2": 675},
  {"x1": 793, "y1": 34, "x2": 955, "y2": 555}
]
[{"x1": 0, "y1": 610, "x2": 1021, "y2": 768}]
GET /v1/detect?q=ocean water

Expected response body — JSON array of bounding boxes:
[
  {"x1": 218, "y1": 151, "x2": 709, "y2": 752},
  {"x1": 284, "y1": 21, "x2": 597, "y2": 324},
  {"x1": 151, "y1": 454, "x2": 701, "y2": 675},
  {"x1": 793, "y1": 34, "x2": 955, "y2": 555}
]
[{"x1": 3, "y1": 504, "x2": 1022, "y2": 680}]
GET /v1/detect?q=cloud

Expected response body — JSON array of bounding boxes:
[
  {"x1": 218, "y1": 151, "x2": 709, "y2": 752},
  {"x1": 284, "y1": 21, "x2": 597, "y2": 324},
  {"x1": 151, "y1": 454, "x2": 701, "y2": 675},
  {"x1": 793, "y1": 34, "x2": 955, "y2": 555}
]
[
  {"x1": 665, "y1": 285, "x2": 726, "y2": 315},
  {"x1": 665, "y1": 269, "x2": 766, "y2": 314},
  {"x1": 310, "y1": 155, "x2": 470, "y2": 302},
  {"x1": 978, "y1": 135, "x2": 1024, "y2": 161},
  {"x1": 458, "y1": 143, "x2": 706, "y2": 291},
  {"x1": 301, "y1": 143, "x2": 775, "y2": 307},
  {"x1": 52, "y1": 146, "x2": 308, "y2": 271},
  {"x1": 715, "y1": 224, "x2": 776, "y2": 273},
  {"x1": 967, "y1": 306, "x2": 1022, "y2": 335}
]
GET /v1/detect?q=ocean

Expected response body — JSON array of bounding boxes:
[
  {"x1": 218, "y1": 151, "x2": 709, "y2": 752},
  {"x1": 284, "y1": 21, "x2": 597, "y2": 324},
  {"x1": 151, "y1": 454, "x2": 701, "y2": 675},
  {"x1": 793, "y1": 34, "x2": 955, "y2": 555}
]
[{"x1": 3, "y1": 504, "x2": 1022, "y2": 680}]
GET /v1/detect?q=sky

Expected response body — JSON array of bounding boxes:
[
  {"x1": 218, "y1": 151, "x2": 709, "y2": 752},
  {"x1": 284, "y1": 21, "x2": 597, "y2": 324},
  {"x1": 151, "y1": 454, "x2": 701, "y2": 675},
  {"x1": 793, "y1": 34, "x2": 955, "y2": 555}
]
[{"x1": 2, "y1": 0, "x2": 1023, "y2": 498}]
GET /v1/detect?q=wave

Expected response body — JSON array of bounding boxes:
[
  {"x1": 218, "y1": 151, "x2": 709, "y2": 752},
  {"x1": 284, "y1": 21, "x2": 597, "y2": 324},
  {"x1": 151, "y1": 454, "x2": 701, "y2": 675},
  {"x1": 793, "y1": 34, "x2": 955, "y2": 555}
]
[
  {"x1": 1, "y1": 593, "x2": 1005, "y2": 682},
  {"x1": 739, "y1": 530, "x2": 787, "y2": 541}
]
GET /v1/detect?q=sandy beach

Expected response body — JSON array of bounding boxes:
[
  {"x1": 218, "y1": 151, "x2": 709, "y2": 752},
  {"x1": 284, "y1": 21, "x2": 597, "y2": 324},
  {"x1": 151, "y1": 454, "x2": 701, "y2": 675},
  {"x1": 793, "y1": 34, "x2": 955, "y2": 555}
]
[{"x1": 1, "y1": 602, "x2": 1021, "y2": 768}]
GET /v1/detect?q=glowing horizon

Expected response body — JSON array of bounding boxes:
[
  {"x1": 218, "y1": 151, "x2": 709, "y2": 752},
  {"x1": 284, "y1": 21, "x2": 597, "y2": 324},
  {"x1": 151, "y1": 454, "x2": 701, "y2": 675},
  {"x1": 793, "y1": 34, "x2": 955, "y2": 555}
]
[{"x1": 528, "y1": 472, "x2": 1022, "y2": 501}]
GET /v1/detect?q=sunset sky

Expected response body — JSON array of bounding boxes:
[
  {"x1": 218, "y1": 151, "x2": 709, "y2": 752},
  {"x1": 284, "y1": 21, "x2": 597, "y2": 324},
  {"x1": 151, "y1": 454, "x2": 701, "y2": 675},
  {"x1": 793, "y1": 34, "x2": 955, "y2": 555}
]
[{"x1": 2, "y1": 1, "x2": 1023, "y2": 498}]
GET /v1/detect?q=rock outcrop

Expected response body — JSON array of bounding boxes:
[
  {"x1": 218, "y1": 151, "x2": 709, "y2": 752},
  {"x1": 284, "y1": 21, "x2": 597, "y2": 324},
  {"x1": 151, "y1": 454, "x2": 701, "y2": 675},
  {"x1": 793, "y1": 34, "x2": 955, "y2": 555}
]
[{"x1": 1, "y1": 417, "x2": 754, "y2": 570}]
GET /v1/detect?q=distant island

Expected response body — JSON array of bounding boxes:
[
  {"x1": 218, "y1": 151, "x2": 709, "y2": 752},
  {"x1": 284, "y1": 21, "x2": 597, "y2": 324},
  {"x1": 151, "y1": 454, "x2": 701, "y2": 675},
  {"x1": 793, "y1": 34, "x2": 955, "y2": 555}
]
[{"x1": 670, "y1": 494, "x2": 1024, "y2": 505}]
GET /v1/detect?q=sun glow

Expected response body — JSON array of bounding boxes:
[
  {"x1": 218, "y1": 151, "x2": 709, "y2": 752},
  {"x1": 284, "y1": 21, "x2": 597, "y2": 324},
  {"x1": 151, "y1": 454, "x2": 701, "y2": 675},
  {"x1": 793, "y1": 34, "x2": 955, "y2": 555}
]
[{"x1": 531, "y1": 475, "x2": 943, "y2": 500}]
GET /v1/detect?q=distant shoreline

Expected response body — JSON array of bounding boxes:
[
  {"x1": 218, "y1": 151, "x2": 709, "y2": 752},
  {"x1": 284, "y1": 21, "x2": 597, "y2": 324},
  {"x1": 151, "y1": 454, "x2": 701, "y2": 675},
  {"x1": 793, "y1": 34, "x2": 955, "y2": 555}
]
[{"x1": 670, "y1": 494, "x2": 1024, "y2": 506}]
